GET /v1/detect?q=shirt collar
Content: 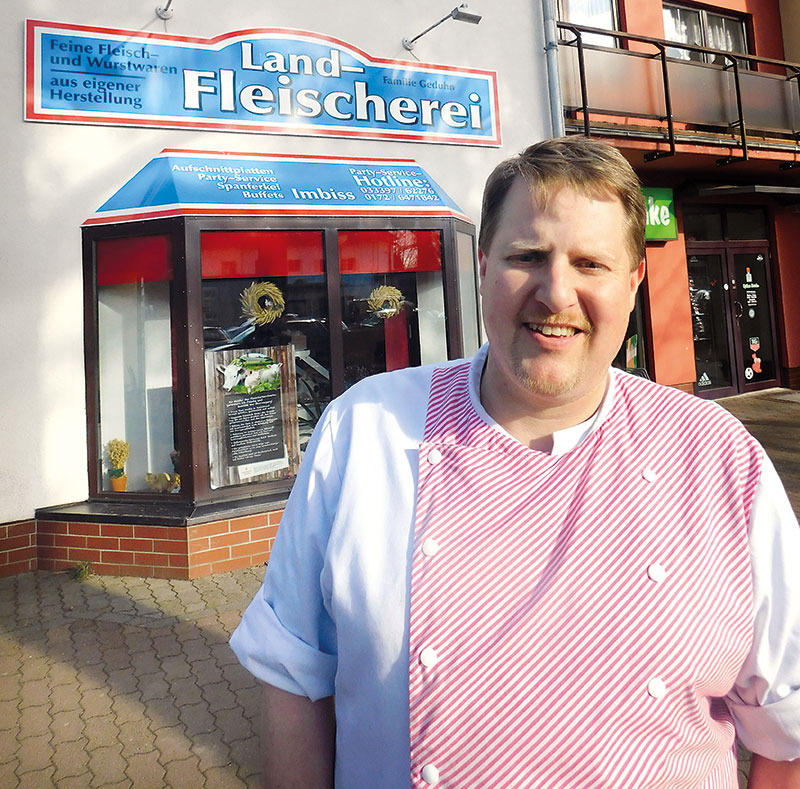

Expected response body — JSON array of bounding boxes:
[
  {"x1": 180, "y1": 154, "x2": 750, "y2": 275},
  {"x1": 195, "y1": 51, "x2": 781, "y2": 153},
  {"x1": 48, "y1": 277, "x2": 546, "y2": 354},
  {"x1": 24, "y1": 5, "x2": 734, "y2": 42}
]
[{"x1": 468, "y1": 343, "x2": 618, "y2": 457}]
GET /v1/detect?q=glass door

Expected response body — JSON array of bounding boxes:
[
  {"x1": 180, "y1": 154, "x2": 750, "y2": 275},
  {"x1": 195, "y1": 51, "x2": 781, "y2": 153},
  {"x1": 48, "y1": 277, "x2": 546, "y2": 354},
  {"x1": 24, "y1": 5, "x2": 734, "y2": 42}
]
[
  {"x1": 687, "y1": 244, "x2": 778, "y2": 397},
  {"x1": 732, "y1": 250, "x2": 776, "y2": 387},
  {"x1": 688, "y1": 251, "x2": 736, "y2": 396}
]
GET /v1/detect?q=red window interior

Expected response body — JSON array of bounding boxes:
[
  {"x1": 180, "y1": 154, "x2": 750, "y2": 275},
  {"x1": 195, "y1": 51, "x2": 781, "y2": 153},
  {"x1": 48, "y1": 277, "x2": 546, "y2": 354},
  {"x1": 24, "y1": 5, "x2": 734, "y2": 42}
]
[
  {"x1": 201, "y1": 231, "x2": 324, "y2": 278},
  {"x1": 96, "y1": 235, "x2": 173, "y2": 286},
  {"x1": 339, "y1": 230, "x2": 442, "y2": 274}
]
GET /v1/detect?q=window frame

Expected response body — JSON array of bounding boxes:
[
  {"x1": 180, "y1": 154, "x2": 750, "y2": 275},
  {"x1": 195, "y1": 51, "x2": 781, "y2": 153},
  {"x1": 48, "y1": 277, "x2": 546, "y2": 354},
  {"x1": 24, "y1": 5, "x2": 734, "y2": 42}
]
[{"x1": 662, "y1": 2, "x2": 750, "y2": 67}]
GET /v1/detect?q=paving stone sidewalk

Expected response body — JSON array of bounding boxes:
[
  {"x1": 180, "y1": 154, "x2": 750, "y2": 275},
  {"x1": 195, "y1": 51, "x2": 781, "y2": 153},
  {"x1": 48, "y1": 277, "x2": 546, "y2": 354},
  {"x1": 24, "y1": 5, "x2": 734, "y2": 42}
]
[
  {"x1": 718, "y1": 387, "x2": 800, "y2": 518},
  {"x1": 0, "y1": 567, "x2": 265, "y2": 787}
]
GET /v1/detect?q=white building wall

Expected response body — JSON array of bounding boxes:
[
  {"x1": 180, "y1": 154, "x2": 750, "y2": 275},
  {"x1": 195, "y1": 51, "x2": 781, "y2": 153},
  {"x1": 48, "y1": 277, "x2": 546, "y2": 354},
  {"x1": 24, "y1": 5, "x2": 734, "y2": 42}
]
[{"x1": 0, "y1": 0, "x2": 550, "y2": 523}]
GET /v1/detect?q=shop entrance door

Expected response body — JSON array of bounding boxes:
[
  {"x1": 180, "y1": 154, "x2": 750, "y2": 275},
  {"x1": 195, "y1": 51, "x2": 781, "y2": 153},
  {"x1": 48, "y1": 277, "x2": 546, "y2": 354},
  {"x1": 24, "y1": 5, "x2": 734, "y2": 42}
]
[{"x1": 687, "y1": 244, "x2": 778, "y2": 397}]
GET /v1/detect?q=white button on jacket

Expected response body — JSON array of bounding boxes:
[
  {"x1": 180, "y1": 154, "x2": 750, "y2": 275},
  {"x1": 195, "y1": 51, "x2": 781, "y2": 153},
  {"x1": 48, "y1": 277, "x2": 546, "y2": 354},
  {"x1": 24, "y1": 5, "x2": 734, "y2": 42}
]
[
  {"x1": 427, "y1": 448, "x2": 443, "y2": 465},
  {"x1": 647, "y1": 677, "x2": 667, "y2": 699},
  {"x1": 422, "y1": 538, "x2": 439, "y2": 556}
]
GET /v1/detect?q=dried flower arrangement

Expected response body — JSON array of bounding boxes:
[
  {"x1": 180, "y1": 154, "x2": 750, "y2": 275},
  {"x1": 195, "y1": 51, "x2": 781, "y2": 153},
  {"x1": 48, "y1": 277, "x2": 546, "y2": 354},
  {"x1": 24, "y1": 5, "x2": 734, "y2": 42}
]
[{"x1": 107, "y1": 438, "x2": 129, "y2": 479}]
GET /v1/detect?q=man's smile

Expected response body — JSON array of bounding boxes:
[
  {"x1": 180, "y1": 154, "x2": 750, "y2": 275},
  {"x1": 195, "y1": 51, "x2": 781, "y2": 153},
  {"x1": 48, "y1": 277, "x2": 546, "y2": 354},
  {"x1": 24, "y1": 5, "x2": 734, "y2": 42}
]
[{"x1": 525, "y1": 321, "x2": 579, "y2": 337}]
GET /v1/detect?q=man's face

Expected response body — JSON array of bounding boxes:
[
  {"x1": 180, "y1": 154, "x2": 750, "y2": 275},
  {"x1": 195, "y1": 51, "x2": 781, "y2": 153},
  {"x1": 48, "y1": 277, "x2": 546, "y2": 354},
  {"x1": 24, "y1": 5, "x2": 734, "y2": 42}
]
[{"x1": 479, "y1": 178, "x2": 645, "y2": 410}]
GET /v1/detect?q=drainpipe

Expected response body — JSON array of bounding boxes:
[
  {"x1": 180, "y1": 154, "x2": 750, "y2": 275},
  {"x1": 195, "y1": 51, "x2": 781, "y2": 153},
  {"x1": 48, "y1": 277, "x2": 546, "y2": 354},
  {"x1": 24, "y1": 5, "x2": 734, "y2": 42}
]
[{"x1": 541, "y1": 0, "x2": 565, "y2": 138}]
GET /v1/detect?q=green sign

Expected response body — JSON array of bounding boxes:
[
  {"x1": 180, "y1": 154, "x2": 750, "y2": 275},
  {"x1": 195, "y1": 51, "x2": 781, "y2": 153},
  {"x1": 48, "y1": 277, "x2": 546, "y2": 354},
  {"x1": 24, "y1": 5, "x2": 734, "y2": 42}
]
[{"x1": 642, "y1": 187, "x2": 677, "y2": 240}]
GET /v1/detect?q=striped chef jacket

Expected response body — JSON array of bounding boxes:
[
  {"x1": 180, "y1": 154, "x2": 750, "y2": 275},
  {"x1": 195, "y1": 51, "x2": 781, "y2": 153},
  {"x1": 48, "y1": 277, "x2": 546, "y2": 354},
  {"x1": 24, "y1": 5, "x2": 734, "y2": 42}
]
[{"x1": 231, "y1": 344, "x2": 800, "y2": 787}]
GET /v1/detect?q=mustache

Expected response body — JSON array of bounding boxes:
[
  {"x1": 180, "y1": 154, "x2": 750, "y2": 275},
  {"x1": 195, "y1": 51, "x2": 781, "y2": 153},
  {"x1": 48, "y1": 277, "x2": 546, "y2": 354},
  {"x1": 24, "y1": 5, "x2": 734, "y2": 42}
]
[{"x1": 523, "y1": 312, "x2": 594, "y2": 334}]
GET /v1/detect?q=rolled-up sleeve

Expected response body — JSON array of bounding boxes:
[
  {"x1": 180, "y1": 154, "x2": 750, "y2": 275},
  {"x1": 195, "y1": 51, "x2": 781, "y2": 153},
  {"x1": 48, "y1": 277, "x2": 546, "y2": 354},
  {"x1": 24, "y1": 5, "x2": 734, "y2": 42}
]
[
  {"x1": 726, "y1": 451, "x2": 800, "y2": 760},
  {"x1": 230, "y1": 405, "x2": 343, "y2": 701}
]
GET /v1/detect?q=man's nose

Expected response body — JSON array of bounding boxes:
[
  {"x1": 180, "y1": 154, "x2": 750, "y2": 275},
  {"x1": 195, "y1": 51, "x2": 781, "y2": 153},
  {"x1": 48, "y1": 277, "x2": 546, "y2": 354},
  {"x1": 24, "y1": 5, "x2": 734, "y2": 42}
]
[{"x1": 533, "y1": 260, "x2": 578, "y2": 314}]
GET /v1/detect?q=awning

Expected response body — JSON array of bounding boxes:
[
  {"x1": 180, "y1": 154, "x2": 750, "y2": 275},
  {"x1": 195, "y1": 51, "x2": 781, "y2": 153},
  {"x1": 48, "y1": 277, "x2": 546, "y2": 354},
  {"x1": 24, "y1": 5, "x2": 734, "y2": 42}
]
[
  {"x1": 84, "y1": 148, "x2": 469, "y2": 225},
  {"x1": 695, "y1": 184, "x2": 800, "y2": 202}
]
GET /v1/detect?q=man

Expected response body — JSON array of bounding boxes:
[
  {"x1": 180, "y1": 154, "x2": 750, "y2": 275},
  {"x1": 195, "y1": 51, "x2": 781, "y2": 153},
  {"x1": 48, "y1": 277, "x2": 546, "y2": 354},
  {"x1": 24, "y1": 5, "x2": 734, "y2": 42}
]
[{"x1": 231, "y1": 137, "x2": 800, "y2": 787}]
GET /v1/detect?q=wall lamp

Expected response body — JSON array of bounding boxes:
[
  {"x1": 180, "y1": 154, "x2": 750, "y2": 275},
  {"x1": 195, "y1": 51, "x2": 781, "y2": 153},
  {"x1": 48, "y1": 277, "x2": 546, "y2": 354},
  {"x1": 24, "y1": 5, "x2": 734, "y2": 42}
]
[
  {"x1": 402, "y1": 4, "x2": 482, "y2": 51},
  {"x1": 156, "y1": 0, "x2": 174, "y2": 20}
]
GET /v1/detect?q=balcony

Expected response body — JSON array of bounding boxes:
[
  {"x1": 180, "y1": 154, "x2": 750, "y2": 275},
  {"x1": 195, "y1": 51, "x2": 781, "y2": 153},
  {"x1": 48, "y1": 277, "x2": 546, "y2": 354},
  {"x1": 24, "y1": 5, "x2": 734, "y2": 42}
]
[{"x1": 557, "y1": 23, "x2": 800, "y2": 165}]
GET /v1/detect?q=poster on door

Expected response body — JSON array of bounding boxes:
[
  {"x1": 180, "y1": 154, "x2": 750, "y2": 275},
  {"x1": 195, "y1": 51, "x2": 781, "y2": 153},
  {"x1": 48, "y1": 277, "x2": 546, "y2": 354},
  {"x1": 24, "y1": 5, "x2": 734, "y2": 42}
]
[{"x1": 745, "y1": 336, "x2": 762, "y2": 380}]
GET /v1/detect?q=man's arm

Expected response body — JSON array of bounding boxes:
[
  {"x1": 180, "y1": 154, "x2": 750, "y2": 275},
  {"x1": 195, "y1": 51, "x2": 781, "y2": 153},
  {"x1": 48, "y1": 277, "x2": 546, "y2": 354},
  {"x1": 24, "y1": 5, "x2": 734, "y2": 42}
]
[
  {"x1": 261, "y1": 682, "x2": 335, "y2": 789},
  {"x1": 748, "y1": 753, "x2": 800, "y2": 788}
]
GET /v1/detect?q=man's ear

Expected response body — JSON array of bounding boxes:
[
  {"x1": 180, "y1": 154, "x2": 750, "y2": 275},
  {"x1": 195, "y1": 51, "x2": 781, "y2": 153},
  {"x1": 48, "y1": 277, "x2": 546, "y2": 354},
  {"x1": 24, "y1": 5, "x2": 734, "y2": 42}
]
[
  {"x1": 478, "y1": 249, "x2": 487, "y2": 281},
  {"x1": 629, "y1": 258, "x2": 646, "y2": 311}
]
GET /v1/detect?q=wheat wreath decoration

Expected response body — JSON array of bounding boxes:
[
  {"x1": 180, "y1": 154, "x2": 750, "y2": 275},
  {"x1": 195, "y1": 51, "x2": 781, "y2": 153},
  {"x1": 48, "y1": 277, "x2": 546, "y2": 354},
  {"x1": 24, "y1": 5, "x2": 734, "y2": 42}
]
[
  {"x1": 366, "y1": 285, "x2": 404, "y2": 318},
  {"x1": 240, "y1": 281, "x2": 286, "y2": 325}
]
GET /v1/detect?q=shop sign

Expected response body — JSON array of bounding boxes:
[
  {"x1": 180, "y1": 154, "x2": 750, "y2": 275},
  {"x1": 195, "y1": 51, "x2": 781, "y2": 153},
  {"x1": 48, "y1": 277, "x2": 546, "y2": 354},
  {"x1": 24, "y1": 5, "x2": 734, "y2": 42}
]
[
  {"x1": 25, "y1": 20, "x2": 500, "y2": 146},
  {"x1": 84, "y1": 149, "x2": 468, "y2": 225},
  {"x1": 642, "y1": 187, "x2": 677, "y2": 240}
]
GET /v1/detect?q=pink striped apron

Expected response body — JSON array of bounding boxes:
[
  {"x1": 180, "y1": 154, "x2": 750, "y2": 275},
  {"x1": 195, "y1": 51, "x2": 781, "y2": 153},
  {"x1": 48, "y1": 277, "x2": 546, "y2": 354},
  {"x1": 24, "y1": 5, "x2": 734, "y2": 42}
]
[{"x1": 408, "y1": 361, "x2": 762, "y2": 787}]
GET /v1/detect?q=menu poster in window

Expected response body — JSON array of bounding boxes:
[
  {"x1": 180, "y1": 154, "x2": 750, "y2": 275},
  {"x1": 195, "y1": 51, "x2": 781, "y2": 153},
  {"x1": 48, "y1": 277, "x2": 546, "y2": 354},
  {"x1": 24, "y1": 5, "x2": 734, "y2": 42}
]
[{"x1": 204, "y1": 345, "x2": 300, "y2": 489}]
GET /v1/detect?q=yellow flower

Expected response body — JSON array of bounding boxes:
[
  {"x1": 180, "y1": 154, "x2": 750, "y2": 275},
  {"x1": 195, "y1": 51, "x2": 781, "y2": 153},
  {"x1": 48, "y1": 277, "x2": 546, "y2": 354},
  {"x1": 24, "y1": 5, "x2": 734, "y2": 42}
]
[{"x1": 107, "y1": 438, "x2": 129, "y2": 470}]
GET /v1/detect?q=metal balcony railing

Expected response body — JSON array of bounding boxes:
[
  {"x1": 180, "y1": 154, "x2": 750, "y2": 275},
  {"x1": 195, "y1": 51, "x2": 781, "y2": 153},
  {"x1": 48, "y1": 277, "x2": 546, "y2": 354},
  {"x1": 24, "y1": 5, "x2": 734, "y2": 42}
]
[{"x1": 557, "y1": 22, "x2": 800, "y2": 166}]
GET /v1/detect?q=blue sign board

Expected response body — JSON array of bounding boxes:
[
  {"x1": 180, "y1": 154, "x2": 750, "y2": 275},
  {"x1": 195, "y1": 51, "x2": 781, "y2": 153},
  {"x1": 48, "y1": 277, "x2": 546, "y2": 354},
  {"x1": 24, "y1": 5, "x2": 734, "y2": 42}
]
[
  {"x1": 26, "y1": 20, "x2": 500, "y2": 146},
  {"x1": 84, "y1": 150, "x2": 468, "y2": 225}
]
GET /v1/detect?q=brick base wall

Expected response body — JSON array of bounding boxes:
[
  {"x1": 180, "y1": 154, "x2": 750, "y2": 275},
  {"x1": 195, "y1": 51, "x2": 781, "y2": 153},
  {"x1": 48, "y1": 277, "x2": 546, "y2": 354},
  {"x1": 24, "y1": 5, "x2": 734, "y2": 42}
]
[
  {"x1": 0, "y1": 520, "x2": 37, "y2": 578},
  {"x1": 0, "y1": 511, "x2": 282, "y2": 579}
]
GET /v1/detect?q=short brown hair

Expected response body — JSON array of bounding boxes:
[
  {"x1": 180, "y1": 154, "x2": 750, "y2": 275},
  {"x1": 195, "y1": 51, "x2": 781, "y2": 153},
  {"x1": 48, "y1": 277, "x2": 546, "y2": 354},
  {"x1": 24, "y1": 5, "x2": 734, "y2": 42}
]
[{"x1": 478, "y1": 136, "x2": 646, "y2": 268}]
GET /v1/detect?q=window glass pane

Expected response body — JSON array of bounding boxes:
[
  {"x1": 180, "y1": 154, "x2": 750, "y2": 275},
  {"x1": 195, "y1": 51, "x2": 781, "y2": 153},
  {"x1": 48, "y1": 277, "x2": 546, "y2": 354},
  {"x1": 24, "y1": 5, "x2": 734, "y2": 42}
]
[
  {"x1": 560, "y1": 0, "x2": 617, "y2": 46},
  {"x1": 707, "y1": 13, "x2": 746, "y2": 53},
  {"x1": 725, "y1": 208, "x2": 767, "y2": 240},
  {"x1": 201, "y1": 231, "x2": 330, "y2": 467},
  {"x1": 338, "y1": 230, "x2": 447, "y2": 388},
  {"x1": 456, "y1": 231, "x2": 480, "y2": 356},
  {"x1": 612, "y1": 290, "x2": 648, "y2": 372},
  {"x1": 706, "y1": 12, "x2": 749, "y2": 67},
  {"x1": 682, "y1": 205, "x2": 724, "y2": 241},
  {"x1": 97, "y1": 235, "x2": 177, "y2": 494},
  {"x1": 663, "y1": 4, "x2": 704, "y2": 61}
]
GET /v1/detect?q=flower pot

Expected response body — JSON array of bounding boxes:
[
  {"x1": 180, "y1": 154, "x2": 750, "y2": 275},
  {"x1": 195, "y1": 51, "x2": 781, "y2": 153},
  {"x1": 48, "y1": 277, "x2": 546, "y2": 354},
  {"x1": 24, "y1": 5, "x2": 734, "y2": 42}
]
[{"x1": 110, "y1": 475, "x2": 128, "y2": 492}]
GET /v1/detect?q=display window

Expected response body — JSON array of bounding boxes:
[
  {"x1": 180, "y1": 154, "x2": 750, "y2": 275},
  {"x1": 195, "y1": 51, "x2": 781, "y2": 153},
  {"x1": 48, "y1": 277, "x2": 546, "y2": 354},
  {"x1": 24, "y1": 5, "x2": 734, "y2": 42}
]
[
  {"x1": 96, "y1": 235, "x2": 178, "y2": 494},
  {"x1": 84, "y1": 215, "x2": 478, "y2": 516}
]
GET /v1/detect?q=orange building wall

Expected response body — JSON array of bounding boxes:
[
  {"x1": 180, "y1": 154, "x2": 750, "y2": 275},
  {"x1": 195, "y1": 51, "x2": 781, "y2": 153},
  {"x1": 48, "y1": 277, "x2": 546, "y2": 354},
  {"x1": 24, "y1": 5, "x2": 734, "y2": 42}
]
[
  {"x1": 621, "y1": 0, "x2": 666, "y2": 39},
  {"x1": 773, "y1": 210, "x2": 800, "y2": 370},
  {"x1": 643, "y1": 240, "x2": 697, "y2": 386}
]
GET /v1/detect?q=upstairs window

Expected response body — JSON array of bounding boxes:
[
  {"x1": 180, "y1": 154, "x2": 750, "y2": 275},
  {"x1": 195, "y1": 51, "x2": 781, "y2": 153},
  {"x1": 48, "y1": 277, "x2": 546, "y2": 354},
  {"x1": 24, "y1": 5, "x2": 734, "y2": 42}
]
[
  {"x1": 559, "y1": 0, "x2": 619, "y2": 47},
  {"x1": 663, "y1": 3, "x2": 749, "y2": 67}
]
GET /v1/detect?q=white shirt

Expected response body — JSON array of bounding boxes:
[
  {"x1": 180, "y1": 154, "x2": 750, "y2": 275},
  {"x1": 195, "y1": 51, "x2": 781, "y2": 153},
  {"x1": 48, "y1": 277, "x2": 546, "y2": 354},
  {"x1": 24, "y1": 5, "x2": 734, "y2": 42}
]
[{"x1": 231, "y1": 345, "x2": 800, "y2": 785}]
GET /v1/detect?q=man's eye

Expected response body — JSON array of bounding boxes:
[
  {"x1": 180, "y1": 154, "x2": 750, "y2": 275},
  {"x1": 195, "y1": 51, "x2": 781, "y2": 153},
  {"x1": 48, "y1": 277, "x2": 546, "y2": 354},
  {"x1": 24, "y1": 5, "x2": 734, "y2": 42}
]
[
  {"x1": 578, "y1": 260, "x2": 602, "y2": 270},
  {"x1": 507, "y1": 252, "x2": 544, "y2": 265}
]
